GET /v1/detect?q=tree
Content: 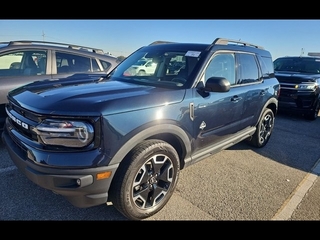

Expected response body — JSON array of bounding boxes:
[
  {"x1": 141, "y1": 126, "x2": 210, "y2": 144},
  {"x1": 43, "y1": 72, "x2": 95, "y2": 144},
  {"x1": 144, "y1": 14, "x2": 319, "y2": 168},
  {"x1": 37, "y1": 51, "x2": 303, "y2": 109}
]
[{"x1": 117, "y1": 56, "x2": 126, "y2": 62}]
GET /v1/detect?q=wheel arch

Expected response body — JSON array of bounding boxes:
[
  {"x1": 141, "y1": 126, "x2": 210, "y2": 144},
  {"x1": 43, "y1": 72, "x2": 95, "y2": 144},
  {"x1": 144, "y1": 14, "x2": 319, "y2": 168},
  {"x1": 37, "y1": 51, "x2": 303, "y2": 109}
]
[
  {"x1": 108, "y1": 123, "x2": 192, "y2": 170},
  {"x1": 259, "y1": 97, "x2": 278, "y2": 122}
]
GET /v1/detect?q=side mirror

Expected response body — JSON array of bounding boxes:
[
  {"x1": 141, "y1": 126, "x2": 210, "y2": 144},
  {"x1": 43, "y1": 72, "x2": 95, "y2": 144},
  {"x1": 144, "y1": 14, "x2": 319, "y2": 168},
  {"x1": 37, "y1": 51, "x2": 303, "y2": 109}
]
[{"x1": 204, "y1": 77, "x2": 230, "y2": 92}]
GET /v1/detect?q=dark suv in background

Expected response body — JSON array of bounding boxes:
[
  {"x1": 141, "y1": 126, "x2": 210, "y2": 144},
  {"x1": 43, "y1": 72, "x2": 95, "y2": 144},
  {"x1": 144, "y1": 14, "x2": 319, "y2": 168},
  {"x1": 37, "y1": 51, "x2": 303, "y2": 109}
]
[
  {"x1": 2, "y1": 38, "x2": 279, "y2": 220},
  {"x1": 274, "y1": 54, "x2": 320, "y2": 120},
  {"x1": 0, "y1": 40, "x2": 120, "y2": 131}
]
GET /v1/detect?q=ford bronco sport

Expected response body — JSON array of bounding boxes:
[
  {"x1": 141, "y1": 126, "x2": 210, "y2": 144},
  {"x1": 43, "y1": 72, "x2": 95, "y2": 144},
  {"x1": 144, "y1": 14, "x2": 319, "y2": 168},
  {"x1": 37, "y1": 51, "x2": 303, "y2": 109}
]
[{"x1": 2, "y1": 38, "x2": 280, "y2": 220}]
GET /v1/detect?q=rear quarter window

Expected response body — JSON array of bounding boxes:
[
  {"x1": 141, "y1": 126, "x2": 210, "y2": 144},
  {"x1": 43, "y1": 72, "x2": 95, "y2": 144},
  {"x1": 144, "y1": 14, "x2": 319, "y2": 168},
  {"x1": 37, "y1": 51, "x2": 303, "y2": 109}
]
[
  {"x1": 258, "y1": 55, "x2": 275, "y2": 78},
  {"x1": 100, "y1": 59, "x2": 112, "y2": 72}
]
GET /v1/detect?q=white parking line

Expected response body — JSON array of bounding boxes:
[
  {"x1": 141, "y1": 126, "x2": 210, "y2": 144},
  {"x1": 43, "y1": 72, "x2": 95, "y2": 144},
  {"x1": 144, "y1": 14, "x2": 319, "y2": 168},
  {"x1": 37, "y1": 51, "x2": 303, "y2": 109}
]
[
  {"x1": 271, "y1": 158, "x2": 320, "y2": 220},
  {"x1": 0, "y1": 165, "x2": 17, "y2": 173}
]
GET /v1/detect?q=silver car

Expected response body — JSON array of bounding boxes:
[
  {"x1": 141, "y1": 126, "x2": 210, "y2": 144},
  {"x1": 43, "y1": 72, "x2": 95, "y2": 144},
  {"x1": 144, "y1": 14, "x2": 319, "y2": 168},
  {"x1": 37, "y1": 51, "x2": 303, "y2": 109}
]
[{"x1": 0, "y1": 40, "x2": 120, "y2": 131}]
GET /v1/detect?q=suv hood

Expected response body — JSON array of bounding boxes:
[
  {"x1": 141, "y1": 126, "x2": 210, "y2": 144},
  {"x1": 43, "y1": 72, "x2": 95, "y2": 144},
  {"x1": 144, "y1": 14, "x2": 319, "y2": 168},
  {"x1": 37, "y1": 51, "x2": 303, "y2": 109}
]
[
  {"x1": 8, "y1": 78, "x2": 186, "y2": 116},
  {"x1": 275, "y1": 71, "x2": 320, "y2": 84}
]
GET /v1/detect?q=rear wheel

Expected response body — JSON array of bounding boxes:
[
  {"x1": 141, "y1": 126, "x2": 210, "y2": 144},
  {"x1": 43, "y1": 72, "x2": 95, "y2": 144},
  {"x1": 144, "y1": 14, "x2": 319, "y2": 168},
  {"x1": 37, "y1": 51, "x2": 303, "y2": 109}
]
[
  {"x1": 109, "y1": 139, "x2": 180, "y2": 220},
  {"x1": 247, "y1": 108, "x2": 274, "y2": 148}
]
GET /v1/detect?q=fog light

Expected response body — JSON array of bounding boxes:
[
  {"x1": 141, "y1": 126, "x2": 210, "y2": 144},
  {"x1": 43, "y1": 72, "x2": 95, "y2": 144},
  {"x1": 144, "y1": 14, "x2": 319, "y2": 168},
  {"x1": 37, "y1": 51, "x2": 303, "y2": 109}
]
[{"x1": 76, "y1": 179, "x2": 81, "y2": 186}]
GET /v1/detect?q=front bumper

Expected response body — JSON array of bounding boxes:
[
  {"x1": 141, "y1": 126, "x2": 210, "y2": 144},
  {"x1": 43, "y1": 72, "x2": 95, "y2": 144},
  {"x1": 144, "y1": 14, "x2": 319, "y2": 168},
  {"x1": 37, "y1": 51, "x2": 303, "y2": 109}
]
[
  {"x1": 1, "y1": 127, "x2": 119, "y2": 208},
  {"x1": 278, "y1": 90, "x2": 318, "y2": 113}
]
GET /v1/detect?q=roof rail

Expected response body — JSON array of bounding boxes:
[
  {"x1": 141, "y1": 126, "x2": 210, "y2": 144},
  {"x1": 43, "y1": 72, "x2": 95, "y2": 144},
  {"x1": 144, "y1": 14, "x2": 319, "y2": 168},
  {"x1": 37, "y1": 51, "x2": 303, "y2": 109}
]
[
  {"x1": 1, "y1": 40, "x2": 105, "y2": 54},
  {"x1": 149, "y1": 40, "x2": 175, "y2": 46},
  {"x1": 308, "y1": 52, "x2": 320, "y2": 57},
  {"x1": 212, "y1": 38, "x2": 264, "y2": 49}
]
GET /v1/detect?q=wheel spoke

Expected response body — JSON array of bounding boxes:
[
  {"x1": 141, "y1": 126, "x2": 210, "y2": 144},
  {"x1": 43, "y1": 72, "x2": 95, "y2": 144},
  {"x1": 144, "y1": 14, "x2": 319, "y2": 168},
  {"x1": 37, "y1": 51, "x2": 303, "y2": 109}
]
[
  {"x1": 260, "y1": 114, "x2": 274, "y2": 142},
  {"x1": 132, "y1": 154, "x2": 174, "y2": 209},
  {"x1": 157, "y1": 160, "x2": 173, "y2": 184}
]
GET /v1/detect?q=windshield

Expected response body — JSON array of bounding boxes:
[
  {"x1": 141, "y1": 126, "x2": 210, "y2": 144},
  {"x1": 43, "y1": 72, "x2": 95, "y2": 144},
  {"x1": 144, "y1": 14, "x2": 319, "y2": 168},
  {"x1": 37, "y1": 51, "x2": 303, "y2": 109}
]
[
  {"x1": 109, "y1": 47, "x2": 202, "y2": 88},
  {"x1": 274, "y1": 57, "x2": 320, "y2": 74},
  {"x1": 133, "y1": 59, "x2": 149, "y2": 66}
]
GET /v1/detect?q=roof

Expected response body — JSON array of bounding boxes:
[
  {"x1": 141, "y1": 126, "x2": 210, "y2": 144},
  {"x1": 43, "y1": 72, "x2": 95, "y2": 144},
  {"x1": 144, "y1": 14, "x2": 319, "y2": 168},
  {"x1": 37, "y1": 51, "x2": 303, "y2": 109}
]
[{"x1": 0, "y1": 40, "x2": 107, "y2": 55}]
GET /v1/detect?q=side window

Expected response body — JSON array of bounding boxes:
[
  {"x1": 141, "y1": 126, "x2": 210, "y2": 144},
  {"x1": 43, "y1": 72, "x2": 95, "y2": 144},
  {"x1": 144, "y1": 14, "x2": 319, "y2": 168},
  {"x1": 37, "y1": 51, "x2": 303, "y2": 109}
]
[
  {"x1": 257, "y1": 55, "x2": 275, "y2": 78},
  {"x1": 100, "y1": 60, "x2": 111, "y2": 72},
  {"x1": 92, "y1": 59, "x2": 100, "y2": 71},
  {"x1": 0, "y1": 51, "x2": 23, "y2": 76},
  {"x1": 205, "y1": 53, "x2": 236, "y2": 84},
  {"x1": 36, "y1": 53, "x2": 48, "y2": 75},
  {"x1": 238, "y1": 53, "x2": 260, "y2": 84},
  {"x1": 56, "y1": 51, "x2": 93, "y2": 74},
  {"x1": 0, "y1": 50, "x2": 47, "y2": 76},
  {"x1": 56, "y1": 52, "x2": 72, "y2": 74},
  {"x1": 73, "y1": 56, "x2": 91, "y2": 72}
]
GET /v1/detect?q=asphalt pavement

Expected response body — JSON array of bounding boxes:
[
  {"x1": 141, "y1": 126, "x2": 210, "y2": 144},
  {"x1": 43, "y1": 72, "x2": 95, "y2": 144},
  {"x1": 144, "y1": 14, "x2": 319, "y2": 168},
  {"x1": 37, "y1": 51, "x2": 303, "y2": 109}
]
[{"x1": 1, "y1": 111, "x2": 320, "y2": 220}]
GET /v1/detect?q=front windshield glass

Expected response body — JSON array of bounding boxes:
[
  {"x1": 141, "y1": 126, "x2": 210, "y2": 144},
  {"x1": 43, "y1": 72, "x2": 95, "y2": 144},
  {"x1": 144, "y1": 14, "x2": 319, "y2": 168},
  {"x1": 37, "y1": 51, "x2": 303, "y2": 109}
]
[
  {"x1": 274, "y1": 57, "x2": 320, "y2": 74},
  {"x1": 110, "y1": 47, "x2": 201, "y2": 88}
]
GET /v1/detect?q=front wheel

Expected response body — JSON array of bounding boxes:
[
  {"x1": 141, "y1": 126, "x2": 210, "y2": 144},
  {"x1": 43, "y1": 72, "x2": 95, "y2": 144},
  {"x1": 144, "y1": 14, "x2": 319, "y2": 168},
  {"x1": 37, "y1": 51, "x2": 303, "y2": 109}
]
[
  {"x1": 247, "y1": 108, "x2": 275, "y2": 148},
  {"x1": 109, "y1": 139, "x2": 180, "y2": 220},
  {"x1": 305, "y1": 100, "x2": 319, "y2": 121}
]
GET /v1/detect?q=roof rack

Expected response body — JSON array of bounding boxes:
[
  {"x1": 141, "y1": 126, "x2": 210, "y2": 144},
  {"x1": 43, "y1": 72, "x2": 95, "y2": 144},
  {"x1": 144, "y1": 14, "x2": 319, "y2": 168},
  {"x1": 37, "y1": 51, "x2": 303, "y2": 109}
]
[
  {"x1": 212, "y1": 38, "x2": 264, "y2": 49},
  {"x1": 0, "y1": 40, "x2": 105, "y2": 54},
  {"x1": 149, "y1": 41, "x2": 175, "y2": 45},
  {"x1": 308, "y1": 52, "x2": 320, "y2": 57}
]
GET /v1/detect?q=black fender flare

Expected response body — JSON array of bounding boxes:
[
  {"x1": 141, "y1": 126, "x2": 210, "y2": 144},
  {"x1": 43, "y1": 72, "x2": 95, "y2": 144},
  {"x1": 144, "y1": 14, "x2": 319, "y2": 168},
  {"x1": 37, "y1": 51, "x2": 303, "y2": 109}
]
[
  {"x1": 258, "y1": 97, "x2": 278, "y2": 123},
  {"x1": 108, "y1": 123, "x2": 192, "y2": 165}
]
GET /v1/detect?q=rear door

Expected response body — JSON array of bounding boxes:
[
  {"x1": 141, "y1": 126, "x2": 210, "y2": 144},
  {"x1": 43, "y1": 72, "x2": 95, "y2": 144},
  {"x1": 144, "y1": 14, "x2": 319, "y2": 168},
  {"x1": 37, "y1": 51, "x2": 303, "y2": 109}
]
[{"x1": 236, "y1": 53, "x2": 266, "y2": 128}]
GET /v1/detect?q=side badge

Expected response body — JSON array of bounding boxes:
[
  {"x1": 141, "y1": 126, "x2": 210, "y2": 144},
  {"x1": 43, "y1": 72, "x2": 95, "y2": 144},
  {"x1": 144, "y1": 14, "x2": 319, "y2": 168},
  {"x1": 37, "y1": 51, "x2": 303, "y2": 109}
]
[{"x1": 199, "y1": 121, "x2": 206, "y2": 130}]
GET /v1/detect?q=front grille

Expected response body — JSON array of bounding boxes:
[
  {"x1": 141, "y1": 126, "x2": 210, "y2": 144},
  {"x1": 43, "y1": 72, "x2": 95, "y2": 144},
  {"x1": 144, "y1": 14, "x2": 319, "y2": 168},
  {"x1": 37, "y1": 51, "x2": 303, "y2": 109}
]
[
  {"x1": 6, "y1": 101, "x2": 41, "y2": 142},
  {"x1": 11, "y1": 103, "x2": 40, "y2": 122},
  {"x1": 280, "y1": 87, "x2": 296, "y2": 96},
  {"x1": 280, "y1": 83, "x2": 297, "y2": 91},
  {"x1": 276, "y1": 75, "x2": 314, "y2": 84}
]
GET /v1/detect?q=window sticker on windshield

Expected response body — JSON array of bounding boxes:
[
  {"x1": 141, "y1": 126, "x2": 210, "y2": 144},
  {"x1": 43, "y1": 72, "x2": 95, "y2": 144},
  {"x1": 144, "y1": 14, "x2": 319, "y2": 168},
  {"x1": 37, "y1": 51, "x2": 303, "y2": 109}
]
[{"x1": 185, "y1": 51, "x2": 201, "y2": 57}]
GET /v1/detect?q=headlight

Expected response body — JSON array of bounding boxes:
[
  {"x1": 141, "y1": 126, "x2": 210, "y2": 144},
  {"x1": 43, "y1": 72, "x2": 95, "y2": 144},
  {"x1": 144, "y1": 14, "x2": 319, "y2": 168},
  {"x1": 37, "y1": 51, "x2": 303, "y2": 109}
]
[
  {"x1": 36, "y1": 119, "x2": 94, "y2": 148},
  {"x1": 295, "y1": 83, "x2": 318, "y2": 91}
]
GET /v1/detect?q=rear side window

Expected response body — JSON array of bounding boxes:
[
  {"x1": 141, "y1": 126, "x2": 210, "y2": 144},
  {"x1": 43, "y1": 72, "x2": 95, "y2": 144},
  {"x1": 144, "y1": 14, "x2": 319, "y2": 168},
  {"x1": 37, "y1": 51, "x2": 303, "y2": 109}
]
[
  {"x1": 257, "y1": 55, "x2": 275, "y2": 78},
  {"x1": 238, "y1": 53, "x2": 259, "y2": 84},
  {"x1": 100, "y1": 59, "x2": 112, "y2": 72},
  {"x1": 56, "y1": 51, "x2": 94, "y2": 74},
  {"x1": 92, "y1": 59, "x2": 100, "y2": 71}
]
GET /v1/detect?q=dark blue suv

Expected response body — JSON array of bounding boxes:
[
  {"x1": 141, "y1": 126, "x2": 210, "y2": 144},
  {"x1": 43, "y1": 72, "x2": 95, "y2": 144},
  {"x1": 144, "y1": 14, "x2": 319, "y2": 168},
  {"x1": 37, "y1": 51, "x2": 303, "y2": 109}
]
[{"x1": 2, "y1": 38, "x2": 280, "y2": 220}]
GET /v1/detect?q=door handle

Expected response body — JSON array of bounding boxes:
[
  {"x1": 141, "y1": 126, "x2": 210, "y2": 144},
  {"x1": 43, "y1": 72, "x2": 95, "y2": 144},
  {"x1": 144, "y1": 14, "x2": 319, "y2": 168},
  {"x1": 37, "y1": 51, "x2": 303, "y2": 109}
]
[{"x1": 231, "y1": 96, "x2": 242, "y2": 102}]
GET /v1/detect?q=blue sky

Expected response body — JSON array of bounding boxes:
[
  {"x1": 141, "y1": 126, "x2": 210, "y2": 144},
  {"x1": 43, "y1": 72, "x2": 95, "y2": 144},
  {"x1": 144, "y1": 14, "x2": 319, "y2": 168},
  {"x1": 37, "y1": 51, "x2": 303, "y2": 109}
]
[{"x1": 0, "y1": 19, "x2": 318, "y2": 59}]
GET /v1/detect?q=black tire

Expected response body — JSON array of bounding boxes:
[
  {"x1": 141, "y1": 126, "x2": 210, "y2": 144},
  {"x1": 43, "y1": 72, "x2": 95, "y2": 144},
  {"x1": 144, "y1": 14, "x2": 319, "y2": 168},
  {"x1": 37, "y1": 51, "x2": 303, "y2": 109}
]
[
  {"x1": 305, "y1": 100, "x2": 319, "y2": 121},
  {"x1": 109, "y1": 139, "x2": 180, "y2": 220},
  {"x1": 247, "y1": 108, "x2": 275, "y2": 148}
]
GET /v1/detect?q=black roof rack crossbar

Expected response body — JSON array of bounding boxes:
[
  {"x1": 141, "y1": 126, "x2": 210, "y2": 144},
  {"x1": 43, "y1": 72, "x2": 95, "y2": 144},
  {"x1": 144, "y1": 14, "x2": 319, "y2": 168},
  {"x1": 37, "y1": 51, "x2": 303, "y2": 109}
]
[
  {"x1": 212, "y1": 38, "x2": 264, "y2": 49},
  {"x1": 0, "y1": 40, "x2": 105, "y2": 54}
]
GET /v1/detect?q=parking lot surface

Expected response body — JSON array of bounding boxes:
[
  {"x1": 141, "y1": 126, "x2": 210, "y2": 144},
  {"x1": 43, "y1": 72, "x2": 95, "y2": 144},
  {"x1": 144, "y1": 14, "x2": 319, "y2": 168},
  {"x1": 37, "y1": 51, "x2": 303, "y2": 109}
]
[{"x1": 1, "y1": 111, "x2": 320, "y2": 220}]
